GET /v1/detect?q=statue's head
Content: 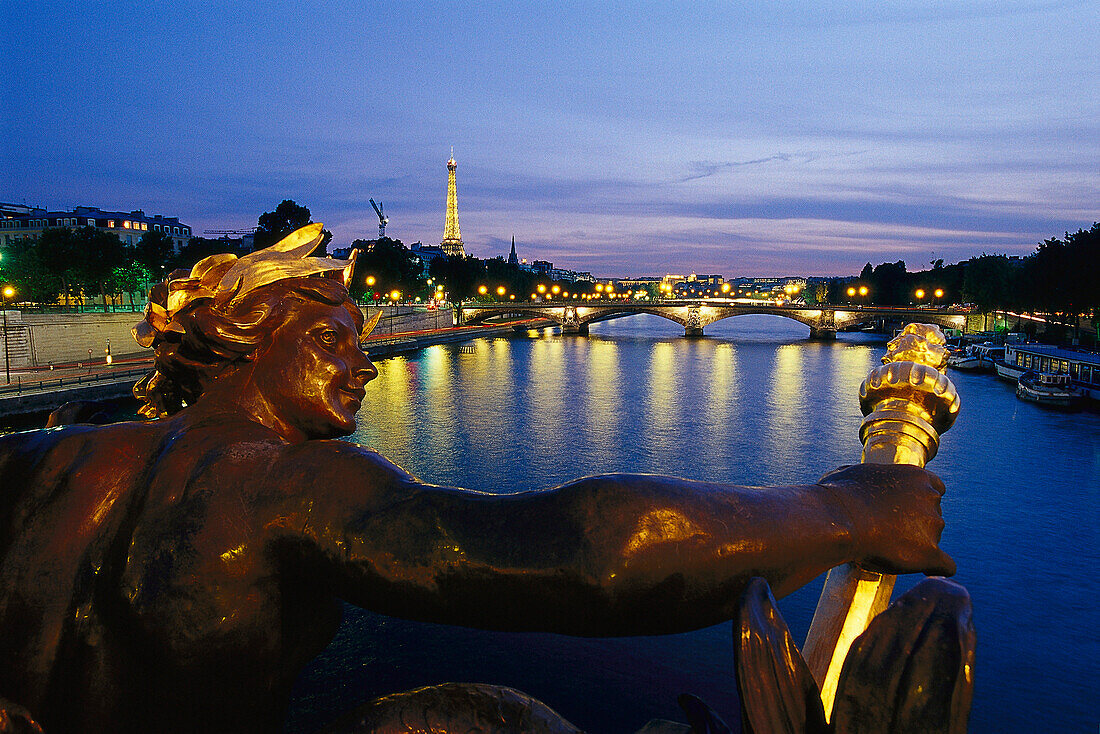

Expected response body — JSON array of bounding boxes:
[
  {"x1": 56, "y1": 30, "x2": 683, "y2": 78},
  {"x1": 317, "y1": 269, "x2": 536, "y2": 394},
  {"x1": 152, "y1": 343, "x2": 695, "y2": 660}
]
[{"x1": 133, "y1": 224, "x2": 380, "y2": 439}]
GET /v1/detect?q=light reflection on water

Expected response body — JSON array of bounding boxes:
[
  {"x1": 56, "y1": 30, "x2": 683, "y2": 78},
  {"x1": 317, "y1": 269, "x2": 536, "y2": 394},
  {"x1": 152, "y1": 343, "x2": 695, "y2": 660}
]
[{"x1": 289, "y1": 314, "x2": 1099, "y2": 734}]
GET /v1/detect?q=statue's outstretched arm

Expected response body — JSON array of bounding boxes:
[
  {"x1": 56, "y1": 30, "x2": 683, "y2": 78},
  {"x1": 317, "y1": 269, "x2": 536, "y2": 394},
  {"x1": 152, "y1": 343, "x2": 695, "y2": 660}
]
[{"x1": 272, "y1": 444, "x2": 952, "y2": 637}]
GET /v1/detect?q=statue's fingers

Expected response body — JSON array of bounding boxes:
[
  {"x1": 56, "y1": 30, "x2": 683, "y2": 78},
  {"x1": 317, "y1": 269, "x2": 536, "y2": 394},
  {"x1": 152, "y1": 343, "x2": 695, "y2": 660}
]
[
  {"x1": 816, "y1": 464, "x2": 854, "y2": 483},
  {"x1": 927, "y1": 469, "x2": 946, "y2": 496},
  {"x1": 927, "y1": 548, "x2": 956, "y2": 577}
]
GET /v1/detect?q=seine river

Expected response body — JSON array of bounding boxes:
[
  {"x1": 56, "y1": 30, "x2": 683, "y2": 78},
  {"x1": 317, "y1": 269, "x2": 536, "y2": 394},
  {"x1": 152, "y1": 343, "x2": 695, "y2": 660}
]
[{"x1": 286, "y1": 315, "x2": 1099, "y2": 733}]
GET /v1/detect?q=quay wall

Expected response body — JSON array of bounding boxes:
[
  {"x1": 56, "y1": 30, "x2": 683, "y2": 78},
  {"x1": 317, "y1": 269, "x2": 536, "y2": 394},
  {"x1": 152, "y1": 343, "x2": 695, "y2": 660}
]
[{"x1": 0, "y1": 306, "x2": 456, "y2": 369}]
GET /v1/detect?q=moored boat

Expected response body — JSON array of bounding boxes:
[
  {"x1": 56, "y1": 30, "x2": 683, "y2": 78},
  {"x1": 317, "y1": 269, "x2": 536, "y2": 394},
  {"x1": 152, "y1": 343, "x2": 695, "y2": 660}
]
[
  {"x1": 996, "y1": 341, "x2": 1034, "y2": 382},
  {"x1": 1016, "y1": 371, "x2": 1081, "y2": 410},
  {"x1": 999, "y1": 343, "x2": 1100, "y2": 405},
  {"x1": 947, "y1": 347, "x2": 984, "y2": 371},
  {"x1": 972, "y1": 343, "x2": 1004, "y2": 372}
]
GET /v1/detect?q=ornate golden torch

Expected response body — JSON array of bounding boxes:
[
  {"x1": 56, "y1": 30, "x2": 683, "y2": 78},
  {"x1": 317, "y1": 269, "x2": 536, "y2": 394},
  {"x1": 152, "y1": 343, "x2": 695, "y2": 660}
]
[{"x1": 802, "y1": 323, "x2": 961, "y2": 719}]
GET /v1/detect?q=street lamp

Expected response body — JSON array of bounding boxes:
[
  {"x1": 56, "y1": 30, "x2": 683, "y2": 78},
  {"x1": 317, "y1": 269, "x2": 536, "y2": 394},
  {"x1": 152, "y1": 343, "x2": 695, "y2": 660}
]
[
  {"x1": 915, "y1": 288, "x2": 926, "y2": 304},
  {"x1": 3, "y1": 285, "x2": 15, "y2": 384},
  {"x1": 934, "y1": 288, "x2": 944, "y2": 306},
  {"x1": 496, "y1": 286, "x2": 506, "y2": 297}
]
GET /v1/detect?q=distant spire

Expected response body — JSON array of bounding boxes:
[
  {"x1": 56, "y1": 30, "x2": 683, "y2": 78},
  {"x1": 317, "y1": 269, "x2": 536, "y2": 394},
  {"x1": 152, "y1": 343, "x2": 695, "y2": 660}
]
[{"x1": 508, "y1": 234, "x2": 518, "y2": 266}]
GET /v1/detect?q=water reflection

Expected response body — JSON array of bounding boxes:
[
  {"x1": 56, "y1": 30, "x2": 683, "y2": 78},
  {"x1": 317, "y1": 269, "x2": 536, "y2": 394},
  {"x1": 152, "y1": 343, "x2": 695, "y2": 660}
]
[
  {"x1": 644, "y1": 341, "x2": 680, "y2": 470},
  {"x1": 764, "y1": 344, "x2": 807, "y2": 483},
  {"x1": 581, "y1": 338, "x2": 623, "y2": 470}
]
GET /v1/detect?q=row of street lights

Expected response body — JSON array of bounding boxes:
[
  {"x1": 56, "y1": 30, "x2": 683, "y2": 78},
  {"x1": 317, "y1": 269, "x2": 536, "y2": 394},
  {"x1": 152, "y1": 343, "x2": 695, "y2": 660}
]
[
  {"x1": 359, "y1": 274, "x2": 949, "y2": 307},
  {"x1": 915, "y1": 288, "x2": 945, "y2": 305},
  {"x1": 845, "y1": 285, "x2": 946, "y2": 306},
  {"x1": 361, "y1": 275, "x2": 447, "y2": 305}
]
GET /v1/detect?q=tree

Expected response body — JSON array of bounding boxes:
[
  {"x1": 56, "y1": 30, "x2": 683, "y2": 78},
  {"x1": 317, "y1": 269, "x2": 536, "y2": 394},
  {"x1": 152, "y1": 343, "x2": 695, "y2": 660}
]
[
  {"x1": 135, "y1": 230, "x2": 175, "y2": 281},
  {"x1": 1064, "y1": 224, "x2": 1100, "y2": 314},
  {"x1": 961, "y1": 255, "x2": 1018, "y2": 312},
  {"x1": 350, "y1": 238, "x2": 425, "y2": 301},
  {"x1": 254, "y1": 200, "x2": 315, "y2": 250},
  {"x1": 37, "y1": 227, "x2": 86, "y2": 306},
  {"x1": 77, "y1": 227, "x2": 128, "y2": 308},
  {"x1": 108, "y1": 261, "x2": 153, "y2": 306},
  {"x1": 0, "y1": 238, "x2": 62, "y2": 304},
  {"x1": 168, "y1": 237, "x2": 248, "y2": 273},
  {"x1": 429, "y1": 254, "x2": 485, "y2": 302},
  {"x1": 869, "y1": 260, "x2": 907, "y2": 305}
]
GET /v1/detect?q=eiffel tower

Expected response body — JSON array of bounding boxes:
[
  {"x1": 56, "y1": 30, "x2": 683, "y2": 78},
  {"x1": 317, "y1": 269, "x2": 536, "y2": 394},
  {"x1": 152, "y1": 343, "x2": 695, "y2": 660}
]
[{"x1": 440, "y1": 148, "x2": 466, "y2": 257}]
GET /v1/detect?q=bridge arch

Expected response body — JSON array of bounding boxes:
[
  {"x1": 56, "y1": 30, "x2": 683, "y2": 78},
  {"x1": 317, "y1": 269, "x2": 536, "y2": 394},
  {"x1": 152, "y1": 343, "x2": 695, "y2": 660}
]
[{"x1": 457, "y1": 302, "x2": 968, "y2": 339}]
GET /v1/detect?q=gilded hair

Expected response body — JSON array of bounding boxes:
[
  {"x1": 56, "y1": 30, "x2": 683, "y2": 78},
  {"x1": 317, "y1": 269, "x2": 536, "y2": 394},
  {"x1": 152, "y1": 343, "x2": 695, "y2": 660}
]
[{"x1": 134, "y1": 277, "x2": 362, "y2": 419}]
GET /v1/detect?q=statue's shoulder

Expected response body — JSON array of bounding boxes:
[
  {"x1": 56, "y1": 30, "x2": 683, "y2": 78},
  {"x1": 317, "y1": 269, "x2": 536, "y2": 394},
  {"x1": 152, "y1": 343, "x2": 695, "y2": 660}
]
[
  {"x1": 0, "y1": 418, "x2": 162, "y2": 477},
  {"x1": 0, "y1": 420, "x2": 142, "y2": 465},
  {"x1": 259, "y1": 438, "x2": 419, "y2": 508},
  {"x1": 286, "y1": 438, "x2": 415, "y2": 479}
]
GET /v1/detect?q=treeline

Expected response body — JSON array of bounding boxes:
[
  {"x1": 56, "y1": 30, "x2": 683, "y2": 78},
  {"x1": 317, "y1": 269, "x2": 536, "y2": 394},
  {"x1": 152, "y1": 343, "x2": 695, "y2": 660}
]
[
  {"x1": 0, "y1": 227, "x2": 174, "y2": 306},
  {"x1": 350, "y1": 236, "x2": 591, "y2": 303},
  {"x1": 824, "y1": 223, "x2": 1099, "y2": 317},
  {"x1": 0, "y1": 200, "x2": 323, "y2": 307},
  {"x1": 0, "y1": 226, "x2": 271, "y2": 307}
]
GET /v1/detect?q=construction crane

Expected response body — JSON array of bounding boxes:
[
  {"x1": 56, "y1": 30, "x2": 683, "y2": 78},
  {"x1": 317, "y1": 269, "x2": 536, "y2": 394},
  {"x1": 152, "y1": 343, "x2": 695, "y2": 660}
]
[{"x1": 369, "y1": 198, "x2": 388, "y2": 239}]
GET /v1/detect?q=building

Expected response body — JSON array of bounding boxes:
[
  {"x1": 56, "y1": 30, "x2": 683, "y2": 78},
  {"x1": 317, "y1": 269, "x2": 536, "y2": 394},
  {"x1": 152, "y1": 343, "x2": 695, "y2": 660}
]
[
  {"x1": 440, "y1": 152, "x2": 466, "y2": 257},
  {"x1": 0, "y1": 204, "x2": 193, "y2": 252},
  {"x1": 410, "y1": 242, "x2": 448, "y2": 262}
]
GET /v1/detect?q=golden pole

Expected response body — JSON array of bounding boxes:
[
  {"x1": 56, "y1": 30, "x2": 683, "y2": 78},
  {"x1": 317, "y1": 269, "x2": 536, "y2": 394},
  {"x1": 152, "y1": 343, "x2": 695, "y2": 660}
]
[{"x1": 803, "y1": 323, "x2": 961, "y2": 720}]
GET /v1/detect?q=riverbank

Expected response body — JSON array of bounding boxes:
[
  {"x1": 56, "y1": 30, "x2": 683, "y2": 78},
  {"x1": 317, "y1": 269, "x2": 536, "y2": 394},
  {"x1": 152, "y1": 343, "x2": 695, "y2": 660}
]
[{"x1": 0, "y1": 318, "x2": 546, "y2": 421}]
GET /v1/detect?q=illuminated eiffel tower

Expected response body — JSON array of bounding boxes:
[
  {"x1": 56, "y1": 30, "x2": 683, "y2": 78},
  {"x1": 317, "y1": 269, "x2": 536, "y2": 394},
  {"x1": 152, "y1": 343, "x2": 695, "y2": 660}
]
[{"x1": 440, "y1": 148, "x2": 466, "y2": 257}]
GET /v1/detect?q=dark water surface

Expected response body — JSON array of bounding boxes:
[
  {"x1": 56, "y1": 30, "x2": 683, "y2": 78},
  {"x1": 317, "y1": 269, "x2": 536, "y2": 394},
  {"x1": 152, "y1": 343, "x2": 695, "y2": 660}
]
[{"x1": 286, "y1": 315, "x2": 1092, "y2": 732}]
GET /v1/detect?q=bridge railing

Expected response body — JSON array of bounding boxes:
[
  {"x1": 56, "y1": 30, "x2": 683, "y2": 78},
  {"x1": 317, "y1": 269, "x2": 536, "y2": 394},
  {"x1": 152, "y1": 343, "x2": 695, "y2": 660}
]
[{"x1": 0, "y1": 367, "x2": 149, "y2": 397}]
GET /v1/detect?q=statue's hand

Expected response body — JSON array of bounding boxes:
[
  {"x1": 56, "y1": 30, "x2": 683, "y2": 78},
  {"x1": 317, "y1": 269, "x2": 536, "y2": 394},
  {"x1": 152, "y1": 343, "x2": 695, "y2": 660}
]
[{"x1": 817, "y1": 464, "x2": 955, "y2": 577}]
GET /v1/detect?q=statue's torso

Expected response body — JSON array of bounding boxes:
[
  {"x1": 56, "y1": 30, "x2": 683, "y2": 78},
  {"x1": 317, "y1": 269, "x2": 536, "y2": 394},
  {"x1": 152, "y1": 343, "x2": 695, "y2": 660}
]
[{"x1": 0, "y1": 417, "x2": 343, "y2": 732}]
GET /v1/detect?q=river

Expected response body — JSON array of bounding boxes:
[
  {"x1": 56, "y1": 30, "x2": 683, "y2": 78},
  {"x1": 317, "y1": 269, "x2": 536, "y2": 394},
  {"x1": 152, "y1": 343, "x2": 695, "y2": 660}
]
[{"x1": 285, "y1": 314, "x2": 1099, "y2": 733}]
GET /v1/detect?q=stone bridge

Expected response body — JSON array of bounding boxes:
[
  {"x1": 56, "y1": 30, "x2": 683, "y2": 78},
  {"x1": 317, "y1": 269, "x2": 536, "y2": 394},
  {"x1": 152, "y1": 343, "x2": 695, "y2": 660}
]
[{"x1": 457, "y1": 301, "x2": 970, "y2": 339}]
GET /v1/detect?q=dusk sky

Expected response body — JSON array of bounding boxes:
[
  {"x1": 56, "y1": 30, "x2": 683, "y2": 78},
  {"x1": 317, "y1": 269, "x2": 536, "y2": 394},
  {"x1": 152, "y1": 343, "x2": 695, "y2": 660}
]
[{"x1": 3, "y1": 1, "x2": 1097, "y2": 278}]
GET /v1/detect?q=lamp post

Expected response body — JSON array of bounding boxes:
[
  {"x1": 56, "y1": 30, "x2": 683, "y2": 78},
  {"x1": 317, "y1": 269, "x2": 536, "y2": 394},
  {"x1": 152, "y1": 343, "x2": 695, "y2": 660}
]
[{"x1": 3, "y1": 285, "x2": 14, "y2": 384}]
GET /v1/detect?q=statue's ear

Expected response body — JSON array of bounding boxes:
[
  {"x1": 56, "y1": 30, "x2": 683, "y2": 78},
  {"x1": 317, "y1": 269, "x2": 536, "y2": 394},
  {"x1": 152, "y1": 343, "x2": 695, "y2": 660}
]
[
  {"x1": 734, "y1": 577, "x2": 828, "y2": 734},
  {"x1": 832, "y1": 577, "x2": 975, "y2": 734}
]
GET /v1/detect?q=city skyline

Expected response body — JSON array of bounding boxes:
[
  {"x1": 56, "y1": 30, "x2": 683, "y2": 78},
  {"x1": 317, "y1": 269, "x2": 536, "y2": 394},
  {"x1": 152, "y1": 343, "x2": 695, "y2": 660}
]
[{"x1": 3, "y1": 1, "x2": 1097, "y2": 278}]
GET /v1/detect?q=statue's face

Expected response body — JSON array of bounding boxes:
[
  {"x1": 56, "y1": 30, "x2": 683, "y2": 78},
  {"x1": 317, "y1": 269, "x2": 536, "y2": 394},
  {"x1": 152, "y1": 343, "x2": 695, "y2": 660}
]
[{"x1": 250, "y1": 298, "x2": 377, "y2": 440}]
